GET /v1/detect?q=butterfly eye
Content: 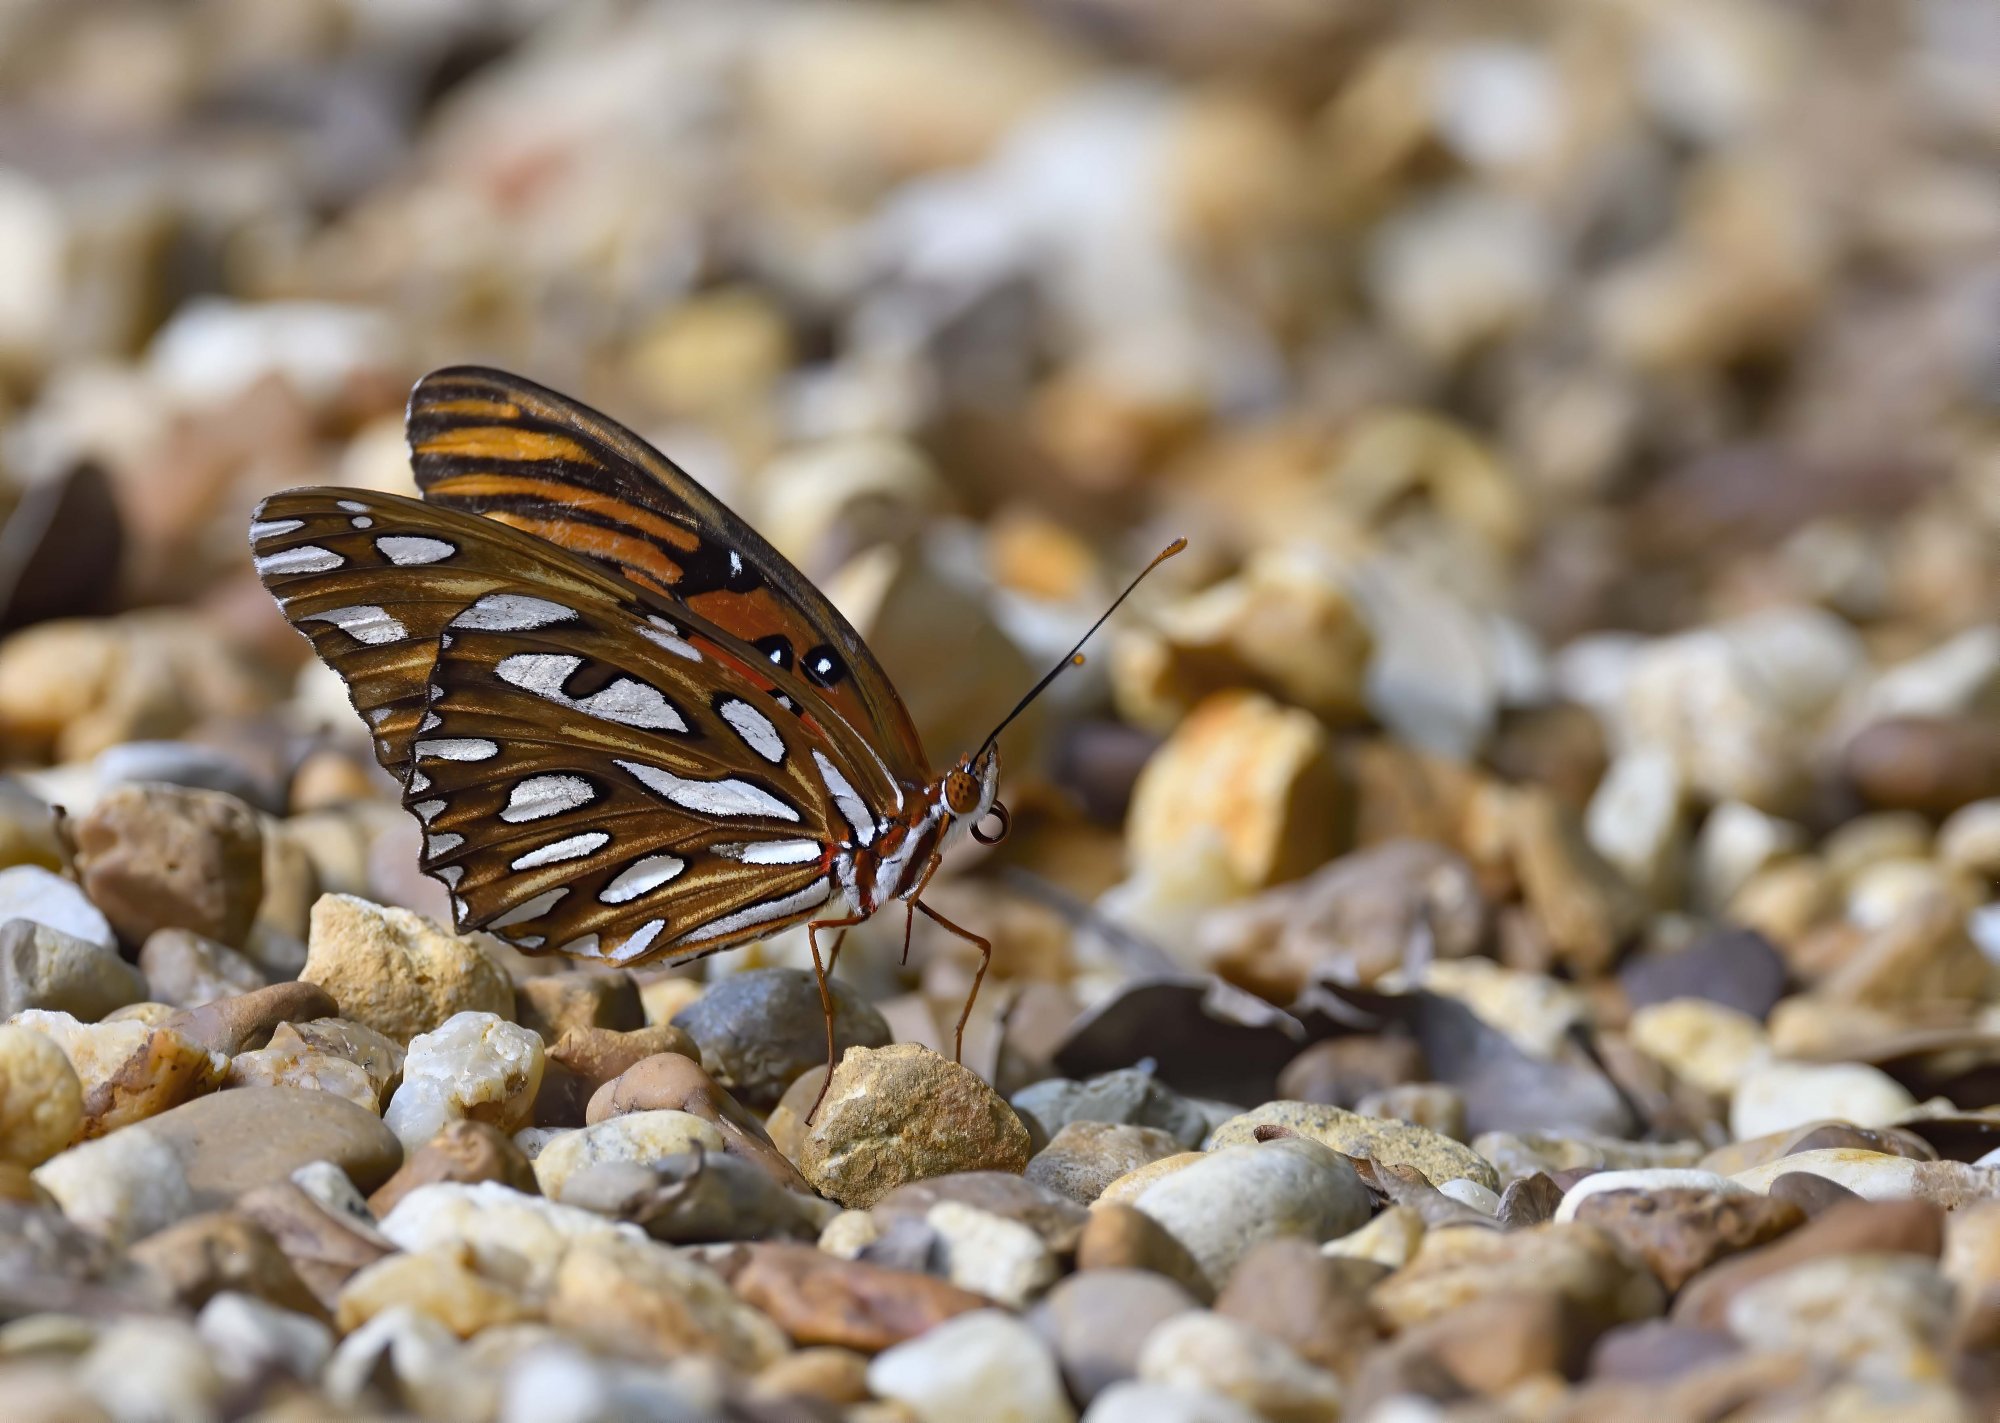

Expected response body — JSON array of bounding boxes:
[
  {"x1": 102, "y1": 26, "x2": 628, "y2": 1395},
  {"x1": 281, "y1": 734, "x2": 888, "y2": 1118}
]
[
  {"x1": 971, "y1": 800, "x2": 1010, "y2": 845},
  {"x1": 944, "y1": 771, "x2": 981, "y2": 815}
]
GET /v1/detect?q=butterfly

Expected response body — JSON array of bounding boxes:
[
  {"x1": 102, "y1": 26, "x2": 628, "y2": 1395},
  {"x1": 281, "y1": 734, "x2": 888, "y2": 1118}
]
[{"x1": 250, "y1": 366, "x2": 1181, "y2": 1087}]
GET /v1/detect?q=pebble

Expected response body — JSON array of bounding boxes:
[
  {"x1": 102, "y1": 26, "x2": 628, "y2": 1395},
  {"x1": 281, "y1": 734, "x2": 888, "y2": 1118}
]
[
  {"x1": 379, "y1": 1181, "x2": 640, "y2": 1294},
  {"x1": 337, "y1": 1243, "x2": 539, "y2": 1337},
  {"x1": 1321, "y1": 1204, "x2": 1425, "y2": 1270},
  {"x1": 384, "y1": 1010, "x2": 545, "y2": 1150},
  {"x1": 868, "y1": 1308, "x2": 1078, "y2": 1423},
  {"x1": 162, "y1": 981, "x2": 339, "y2": 1057},
  {"x1": 1093, "y1": 1153, "x2": 1206, "y2": 1207},
  {"x1": 750, "y1": 1345, "x2": 874, "y2": 1407},
  {"x1": 367, "y1": 1120, "x2": 537, "y2": 1218},
  {"x1": 926, "y1": 1200, "x2": 1060, "y2": 1306},
  {"x1": 1371, "y1": 1222, "x2": 1664, "y2": 1331},
  {"x1": 1136, "y1": 1311, "x2": 1344, "y2": 1423},
  {"x1": 547, "y1": 1235, "x2": 790, "y2": 1370},
  {"x1": 1727, "y1": 1148, "x2": 1984, "y2": 1203},
  {"x1": 1626, "y1": 998, "x2": 1770, "y2": 1096},
  {"x1": 1081, "y1": 1383, "x2": 1263, "y2": 1423},
  {"x1": 0, "y1": 1023, "x2": 82, "y2": 1166},
  {"x1": 1573, "y1": 1187, "x2": 1806, "y2": 1292},
  {"x1": 135, "y1": 928, "x2": 266, "y2": 1008},
  {"x1": 670, "y1": 966, "x2": 890, "y2": 1109},
  {"x1": 226, "y1": 1039, "x2": 379, "y2": 1113},
  {"x1": 236, "y1": 1182, "x2": 394, "y2": 1311},
  {"x1": 798, "y1": 1043, "x2": 1033, "y2": 1208},
  {"x1": 32, "y1": 1126, "x2": 194, "y2": 1246},
  {"x1": 1554, "y1": 1168, "x2": 1750, "y2": 1223},
  {"x1": 116, "y1": 1087, "x2": 395, "y2": 1216},
  {"x1": 1672, "y1": 1199, "x2": 1944, "y2": 1328},
  {"x1": 0, "y1": 866, "x2": 116, "y2": 952},
  {"x1": 1210, "y1": 1100, "x2": 1498, "y2": 1190},
  {"x1": 9, "y1": 1010, "x2": 223, "y2": 1137},
  {"x1": 1726, "y1": 1254, "x2": 1954, "y2": 1384},
  {"x1": 1728, "y1": 1060, "x2": 1919, "y2": 1140},
  {"x1": 197, "y1": 1290, "x2": 333, "y2": 1388},
  {"x1": 1011, "y1": 1068, "x2": 1210, "y2": 1149},
  {"x1": 1130, "y1": 1138, "x2": 1371, "y2": 1290},
  {"x1": 1214, "y1": 1237, "x2": 1382, "y2": 1377},
  {"x1": 299, "y1": 893, "x2": 514, "y2": 1044},
  {"x1": 0, "y1": 919, "x2": 147, "y2": 1021},
  {"x1": 1275, "y1": 1037, "x2": 1428, "y2": 1109},
  {"x1": 1025, "y1": 1120, "x2": 1185, "y2": 1205},
  {"x1": 128, "y1": 1210, "x2": 325, "y2": 1318},
  {"x1": 1355, "y1": 1082, "x2": 1467, "y2": 1141},
  {"x1": 1075, "y1": 1203, "x2": 1214, "y2": 1302},
  {"x1": 1030, "y1": 1269, "x2": 1200, "y2": 1405},
  {"x1": 557, "y1": 1153, "x2": 833, "y2": 1243},
  {"x1": 728, "y1": 1241, "x2": 990, "y2": 1351},
  {"x1": 537, "y1": 1022, "x2": 697, "y2": 1125},
  {"x1": 514, "y1": 970, "x2": 644, "y2": 1042},
  {"x1": 872, "y1": 1173, "x2": 1089, "y2": 1253},
  {"x1": 71, "y1": 782, "x2": 264, "y2": 948},
  {"x1": 585, "y1": 1051, "x2": 804, "y2": 1190},
  {"x1": 75, "y1": 1316, "x2": 225, "y2": 1423},
  {"x1": 531, "y1": 1110, "x2": 727, "y2": 1199}
]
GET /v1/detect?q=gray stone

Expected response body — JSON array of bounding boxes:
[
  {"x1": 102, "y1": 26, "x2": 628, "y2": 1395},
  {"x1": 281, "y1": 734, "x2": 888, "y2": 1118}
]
[
  {"x1": 0, "y1": 918, "x2": 146, "y2": 1020},
  {"x1": 137, "y1": 928, "x2": 267, "y2": 1008},
  {"x1": 1031, "y1": 1269, "x2": 1201, "y2": 1404},
  {"x1": 554, "y1": 1152, "x2": 836, "y2": 1244},
  {"x1": 1026, "y1": 1121, "x2": 1185, "y2": 1205},
  {"x1": 672, "y1": 968, "x2": 889, "y2": 1109},
  {"x1": 1011, "y1": 1069, "x2": 1209, "y2": 1149},
  {"x1": 1131, "y1": 1138, "x2": 1371, "y2": 1290}
]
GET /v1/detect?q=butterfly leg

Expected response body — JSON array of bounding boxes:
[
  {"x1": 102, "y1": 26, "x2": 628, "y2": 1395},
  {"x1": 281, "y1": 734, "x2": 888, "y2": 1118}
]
[
  {"x1": 913, "y1": 898, "x2": 991, "y2": 1066},
  {"x1": 806, "y1": 911, "x2": 867, "y2": 1123},
  {"x1": 824, "y1": 928, "x2": 849, "y2": 976},
  {"x1": 901, "y1": 853, "x2": 944, "y2": 966}
]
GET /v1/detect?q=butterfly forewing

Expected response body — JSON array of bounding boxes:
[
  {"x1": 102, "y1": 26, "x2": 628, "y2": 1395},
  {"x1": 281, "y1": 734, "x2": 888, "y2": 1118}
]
[
  {"x1": 251, "y1": 487, "x2": 904, "y2": 965},
  {"x1": 408, "y1": 366, "x2": 933, "y2": 779}
]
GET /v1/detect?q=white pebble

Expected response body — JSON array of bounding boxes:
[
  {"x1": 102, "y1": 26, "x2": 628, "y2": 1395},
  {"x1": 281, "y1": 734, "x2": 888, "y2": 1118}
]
[
  {"x1": 1729, "y1": 1060, "x2": 1917, "y2": 1141},
  {"x1": 384, "y1": 1011, "x2": 545, "y2": 1150},
  {"x1": 869, "y1": 1309, "x2": 1076, "y2": 1423},
  {"x1": 1437, "y1": 1178, "x2": 1501, "y2": 1214},
  {"x1": 32, "y1": 1126, "x2": 193, "y2": 1247},
  {"x1": 198, "y1": 1291, "x2": 334, "y2": 1387}
]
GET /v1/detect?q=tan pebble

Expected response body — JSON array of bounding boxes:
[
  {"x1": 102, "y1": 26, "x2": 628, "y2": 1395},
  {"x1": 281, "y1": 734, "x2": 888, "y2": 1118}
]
[
  {"x1": 71, "y1": 783, "x2": 264, "y2": 949},
  {"x1": 547, "y1": 1237, "x2": 788, "y2": 1369},
  {"x1": 0, "y1": 1023, "x2": 83, "y2": 1165},
  {"x1": 1092, "y1": 1153, "x2": 1205, "y2": 1208},
  {"x1": 226, "y1": 1043, "x2": 378, "y2": 1114},
  {"x1": 335, "y1": 1244, "x2": 538, "y2": 1338},
  {"x1": 1322, "y1": 1204, "x2": 1424, "y2": 1270},
  {"x1": 9, "y1": 1010, "x2": 223, "y2": 1137},
  {"x1": 299, "y1": 894, "x2": 513, "y2": 1045}
]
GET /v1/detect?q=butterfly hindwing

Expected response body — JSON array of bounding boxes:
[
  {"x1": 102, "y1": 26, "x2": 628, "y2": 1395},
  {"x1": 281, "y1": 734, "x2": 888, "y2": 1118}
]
[
  {"x1": 407, "y1": 365, "x2": 932, "y2": 779},
  {"x1": 251, "y1": 487, "x2": 903, "y2": 964}
]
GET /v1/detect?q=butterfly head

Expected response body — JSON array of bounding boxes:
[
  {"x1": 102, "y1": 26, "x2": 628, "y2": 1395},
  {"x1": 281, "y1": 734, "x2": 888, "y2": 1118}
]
[{"x1": 943, "y1": 744, "x2": 1005, "y2": 843}]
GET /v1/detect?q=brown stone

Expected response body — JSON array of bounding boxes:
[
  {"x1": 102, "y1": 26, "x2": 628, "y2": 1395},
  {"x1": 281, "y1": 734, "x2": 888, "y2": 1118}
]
[
  {"x1": 235, "y1": 1182, "x2": 393, "y2": 1311},
  {"x1": 727, "y1": 1241, "x2": 989, "y2": 1352},
  {"x1": 515, "y1": 971, "x2": 644, "y2": 1042},
  {"x1": 1575, "y1": 1188, "x2": 1805, "y2": 1292},
  {"x1": 1587, "y1": 1321, "x2": 1744, "y2": 1383},
  {"x1": 1025, "y1": 1120, "x2": 1184, "y2": 1205},
  {"x1": 71, "y1": 783, "x2": 264, "y2": 949},
  {"x1": 1846, "y1": 715, "x2": 2000, "y2": 816},
  {"x1": 1356, "y1": 1291, "x2": 1592, "y2": 1405},
  {"x1": 584, "y1": 1051, "x2": 805, "y2": 1192},
  {"x1": 144, "y1": 1085, "x2": 404, "y2": 1206},
  {"x1": 1075, "y1": 1202, "x2": 1213, "y2": 1303},
  {"x1": 1766, "y1": 1170, "x2": 1862, "y2": 1217},
  {"x1": 534, "y1": 1023, "x2": 697, "y2": 1126},
  {"x1": 1276, "y1": 1036, "x2": 1427, "y2": 1107},
  {"x1": 367, "y1": 1120, "x2": 537, "y2": 1217},
  {"x1": 1031, "y1": 1268, "x2": 1201, "y2": 1404},
  {"x1": 1498, "y1": 1173, "x2": 1564, "y2": 1228},
  {"x1": 163, "y1": 982, "x2": 339, "y2": 1057},
  {"x1": 750, "y1": 1346, "x2": 873, "y2": 1407},
  {"x1": 269, "y1": 1017, "x2": 404, "y2": 1108},
  {"x1": 1371, "y1": 1222, "x2": 1665, "y2": 1332},
  {"x1": 128, "y1": 1210, "x2": 327, "y2": 1321},
  {"x1": 1672, "y1": 1199, "x2": 1944, "y2": 1328},
  {"x1": 1214, "y1": 1237, "x2": 1383, "y2": 1377}
]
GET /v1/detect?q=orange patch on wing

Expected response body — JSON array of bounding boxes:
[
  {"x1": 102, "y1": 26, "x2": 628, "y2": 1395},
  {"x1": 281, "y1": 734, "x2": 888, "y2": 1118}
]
[
  {"x1": 420, "y1": 397, "x2": 522, "y2": 419},
  {"x1": 427, "y1": 472, "x2": 703, "y2": 554},
  {"x1": 506, "y1": 517, "x2": 688, "y2": 586},
  {"x1": 417, "y1": 425, "x2": 598, "y2": 464}
]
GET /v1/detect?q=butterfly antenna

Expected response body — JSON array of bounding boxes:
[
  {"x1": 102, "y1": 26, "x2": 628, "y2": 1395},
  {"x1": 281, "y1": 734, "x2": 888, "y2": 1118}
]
[{"x1": 977, "y1": 536, "x2": 1187, "y2": 757}]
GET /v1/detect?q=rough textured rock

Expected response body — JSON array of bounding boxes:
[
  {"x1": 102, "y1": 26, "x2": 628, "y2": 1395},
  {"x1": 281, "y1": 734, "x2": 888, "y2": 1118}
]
[
  {"x1": 376, "y1": 1180, "x2": 636, "y2": 1295},
  {"x1": 1574, "y1": 1187, "x2": 1806, "y2": 1292},
  {"x1": 9, "y1": 1010, "x2": 224, "y2": 1137},
  {"x1": 726, "y1": 1240, "x2": 990, "y2": 1351},
  {"x1": 530, "y1": 1110, "x2": 728, "y2": 1198},
  {"x1": 0, "y1": 919, "x2": 147, "y2": 1021},
  {"x1": 585, "y1": 1051, "x2": 805, "y2": 1191},
  {"x1": 136, "y1": 929, "x2": 267, "y2": 1008},
  {"x1": 383, "y1": 1011, "x2": 544, "y2": 1149},
  {"x1": 128, "y1": 1210, "x2": 326, "y2": 1319},
  {"x1": 1209, "y1": 1101, "x2": 1498, "y2": 1190},
  {"x1": 671, "y1": 967, "x2": 891, "y2": 1109},
  {"x1": 546, "y1": 1236, "x2": 790, "y2": 1369},
  {"x1": 299, "y1": 894, "x2": 513, "y2": 1044},
  {"x1": 1213, "y1": 1237, "x2": 1384, "y2": 1377},
  {"x1": 1136, "y1": 1311, "x2": 1345, "y2": 1423},
  {"x1": 1370, "y1": 1221, "x2": 1666, "y2": 1332},
  {"x1": 798, "y1": 1043, "x2": 1032, "y2": 1208},
  {"x1": 71, "y1": 782, "x2": 264, "y2": 948},
  {"x1": 1011, "y1": 1068, "x2": 1210, "y2": 1149}
]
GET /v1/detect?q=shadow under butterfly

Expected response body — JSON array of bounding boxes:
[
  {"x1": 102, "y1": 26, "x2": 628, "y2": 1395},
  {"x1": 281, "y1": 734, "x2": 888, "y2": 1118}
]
[{"x1": 249, "y1": 366, "x2": 1182, "y2": 1115}]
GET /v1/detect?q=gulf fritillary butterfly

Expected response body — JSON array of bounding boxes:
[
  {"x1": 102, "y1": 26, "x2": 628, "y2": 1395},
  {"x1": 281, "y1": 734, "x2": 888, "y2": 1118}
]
[{"x1": 251, "y1": 367, "x2": 1180, "y2": 1099}]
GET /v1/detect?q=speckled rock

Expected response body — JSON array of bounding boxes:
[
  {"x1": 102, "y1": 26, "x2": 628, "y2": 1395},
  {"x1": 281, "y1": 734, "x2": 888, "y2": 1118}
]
[
  {"x1": 0, "y1": 919, "x2": 147, "y2": 1021},
  {"x1": 1727, "y1": 1254, "x2": 1954, "y2": 1384},
  {"x1": 336, "y1": 1244, "x2": 539, "y2": 1338},
  {"x1": 136, "y1": 929, "x2": 266, "y2": 1008},
  {"x1": 670, "y1": 967, "x2": 890, "y2": 1109},
  {"x1": 531, "y1": 1110, "x2": 728, "y2": 1199},
  {"x1": 798, "y1": 1043, "x2": 1032, "y2": 1208},
  {"x1": 1574, "y1": 1187, "x2": 1806, "y2": 1292},
  {"x1": 1026, "y1": 1121, "x2": 1186, "y2": 1205},
  {"x1": 384, "y1": 1011, "x2": 545, "y2": 1149},
  {"x1": 225, "y1": 1040, "x2": 378, "y2": 1113},
  {"x1": 869, "y1": 1308, "x2": 1077, "y2": 1423},
  {"x1": 1136, "y1": 1311, "x2": 1344, "y2": 1423},
  {"x1": 71, "y1": 782, "x2": 264, "y2": 948},
  {"x1": 299, "y1": 894, "x2": 513, "y2": 1044},
  {"x1": 8, "y1": 1010, "x2": 224, "y2": 1137},
  {"x1": 378, "y1": 1180, "x2": 639, "y2": 1295},
  {"x1": 1011, "y1": 1069, "x2": 1210, "y2": 1149},
  {"x1": 0, "y1": 1023, "x2": 83, "y2": 1165},
  {"x1": 32, "y1": 1125, "x2": 195, "y2": 1245},
  {"x1": 1209, "y1": 1101, "x2": 1498, "y2": 1190},
  {"x1": 270, "y1": 1018, "x2": 404, "y2": 1109},
  {"x1": 547, "y1": 1235, "x2": 789, "y2": 1369},
  {"x1": 1131, "y1": 1138, "x2": 1370, "y2": 1290}
]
